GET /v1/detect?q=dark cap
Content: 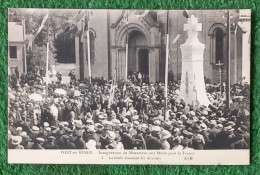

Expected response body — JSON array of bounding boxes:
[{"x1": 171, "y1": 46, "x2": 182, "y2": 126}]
[
  {"x1": 23, "y1": 136, "x2": 31, "y2": 141},
  {"x1": 56, "y1": 130, "x2": 64, "y2": 136}
]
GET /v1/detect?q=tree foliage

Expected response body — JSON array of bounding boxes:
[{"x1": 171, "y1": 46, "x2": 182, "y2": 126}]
[
  {"x1": 53, "y1": 25, "x2": 78, "y2": 63},
  {"x1": 8, "y1": 9, "x2": 79, "y2": 69}
]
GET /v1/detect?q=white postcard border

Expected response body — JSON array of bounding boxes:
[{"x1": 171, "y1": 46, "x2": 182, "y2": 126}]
[{"x1": 8, "y1": 149, "x2": 250, "y2": 165}]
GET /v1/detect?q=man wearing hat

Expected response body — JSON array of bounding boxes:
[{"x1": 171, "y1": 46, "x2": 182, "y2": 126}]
[
  {"x1": 41, "y1": 106, "x2": 53, "y2": 127},
  {"x1": 99, "y1": 120, "x2": 113, "y2": 145},
  {"x1": 9, "y1": 136, "x2": 24, "y2": 149},
  {"x1": 21, "y1": 136, "x2": 33, "y2": 149},
  {"x1": 168, "y1": 127, "x2": 182, "y2": 149},
  {"x1": 160, "y1": 130, "x2": 171, "y2": 150},
  {"x1": 240, "y1": 125, "x2": 250, "y2": 146},
  {"x1": 43, "y1": 136, "x2": 58, "y2": 149},
  {"x1": 133, "y1": 123, "x2": 148, "y2": 150},
  {"x1": 16, "y1": 127, "x2": 23, "y2": 135},
  {"x1": 191, "y1": 126, "x2": 205, "y2": 150},
  {"x1": 215, "y1": 125, "x2": 235, "y2": 149},
  {"x1": 181, "y1": 138, "x2": 194, "y2": 150},
  {"x1": 94, "y1": 123, "x2": 104, "y2": 149},
  {"x1": 231, "y1": 129, "x2": 248, "y2": 149},
  {"x1": 55, "y1": 130, "x2": 65, "y2": 149},
  {"x1": 200, "y1": 123, "x2": 210, "y2": 149},
  {"x1": 29, "y1": 126, "x2": 40, "y2": 141},
  {"x1": 61, "y1": 135, "x2": 76, "y2": 149},
  {"x1": 40, "y1": 122, "x2": 51, "y2": 138},
  {"x1": 162, "y1": 121, "x2": 173, "y2": 131},
  {"x1": 182, "y1": 129, "x2": 193, "y2": 147},
  {"x1": 83, "y1": 125, "x2": 98, "y2": 143},
  {"x1": 74, "y1": 130, "x2": 86, "y2": 149},
  {"x1": 95, "y1": 114, "x2": 104, "y2": 124},
  {"x1": 43, "y1": 122, "x2": 50, "y2": 130},
  {"x1": 32, "y1": 137, "x2": 45, "y2": 149},
  {"x1": 145, "y1": 126, "x2": 163, "y2": 150},
  {"x1": 208, "y1": 123, "x2": 222, "y2": 149},
  {"x1": 171, "y1": 138, "x2": 184, "y2": 150},
  {"x1": 57, "y1": 122, "x2": 66, "y2": 133},
  {"x1": 103, "y1": 131, "x2": 124, "y2": 149}
]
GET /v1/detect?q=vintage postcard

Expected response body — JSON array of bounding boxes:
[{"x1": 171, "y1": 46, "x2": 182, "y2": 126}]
[{"x1": 8, "y1": 9, "x2": 250, "y2": 165}]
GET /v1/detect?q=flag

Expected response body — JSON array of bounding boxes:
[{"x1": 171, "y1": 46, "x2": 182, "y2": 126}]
[
  {"x1": 164, "y1": 10, "x2": 170, "y2": 120},
  {"x1": 26, "y1": 12, "x2": 49, "y2": 51},
  {"x1": 123, "y1": 82, "x2": 126, "y2": 93},
  {"x1": 108, "y1": 68, "x2": 117, "y2": 108},
  {"x1": 80, "y1": 13, "x2": 87, "y2": 43},
  {"x1": 108, "y1": 83, "x2": 116, "y2": 108}
]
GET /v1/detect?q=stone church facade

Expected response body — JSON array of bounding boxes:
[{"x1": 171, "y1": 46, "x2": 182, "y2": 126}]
[{"x1": 74, "y1": 10, "x2": 251, "y2": 84}]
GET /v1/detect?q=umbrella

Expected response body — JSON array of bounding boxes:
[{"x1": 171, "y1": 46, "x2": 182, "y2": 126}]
[
  {"x1": 67, "y1": 89, "x2": 81, "y2": 97},
  {"x1": 58, "y1": 84, "x2": 67, "y2": 89},
  {"x1": 54, "y1": 88, "x2": 67, "y2": 95},
  {"x1": 29, "y1": 93, "x2": 43, "y2": 101}
]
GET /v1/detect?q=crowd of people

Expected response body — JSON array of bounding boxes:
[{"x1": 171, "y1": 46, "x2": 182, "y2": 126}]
[{"x1": 8, "y1": 70, "x2": 250, "y2": 150}]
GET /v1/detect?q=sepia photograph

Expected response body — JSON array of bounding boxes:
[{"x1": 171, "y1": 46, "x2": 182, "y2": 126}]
[{"x1": 8, "y1": 9, "x2": 251, "y2": 165}]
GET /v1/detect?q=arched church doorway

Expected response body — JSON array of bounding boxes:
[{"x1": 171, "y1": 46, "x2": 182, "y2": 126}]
[
  {"x1": 138, "y1": 49, "x2": 149, "y2": 75},
  {"x1": 112, "y1": 13, "x2": 160, "y2": 82},
  {"x1": 127, "y1": 30, "x2": 148, "y2": 76}
]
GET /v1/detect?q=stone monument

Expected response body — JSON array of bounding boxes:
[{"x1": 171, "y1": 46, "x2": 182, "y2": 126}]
[{"x1": 179, "y1": 15, "x2": 210, "y2": 106}]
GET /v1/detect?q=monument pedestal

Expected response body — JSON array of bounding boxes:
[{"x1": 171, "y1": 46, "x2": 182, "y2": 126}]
[{"x1": 179, "y1": 15, "x2": 210, "y2": 106}]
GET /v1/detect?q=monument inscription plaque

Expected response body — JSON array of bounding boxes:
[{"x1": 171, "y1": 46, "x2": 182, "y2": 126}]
[{"x1": 179, "y1": 15, "x2": 210, "y2": 106}]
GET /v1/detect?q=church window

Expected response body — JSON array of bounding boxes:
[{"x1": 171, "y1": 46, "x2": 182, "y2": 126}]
[
  {"x1": 9, "y1": 46, "x2": 17, "y2": 59},
  {"x1": 215, "y1": 28, "x2": 224, "y2": 64},
  {"x1": 208, "y1": 24, "x2": 227, "y2": 65}
]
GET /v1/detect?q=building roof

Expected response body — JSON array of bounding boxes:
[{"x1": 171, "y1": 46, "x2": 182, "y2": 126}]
[{"x1": 8, "y1": 22, "x2": 24, "y2": 42}]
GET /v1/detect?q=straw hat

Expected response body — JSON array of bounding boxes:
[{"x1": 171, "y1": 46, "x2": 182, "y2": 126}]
[
  {"x1": 16, "y1": 127, "x2": 23, "y2": 131},
  {"x1": 152, "y1": 126, "x2": 161, "y2": 132},
  {"x1": 86, "y1": 139, "x2": 97, "y2": 149},
  {"x1": 36, "y1": 137, "x2": 45, "y2": 142},
  {"x1": 200, "y1": 123, "x2": 207, "y2": 131},
  {"x1": 107, "y1": 131, "x2": 116, "y2": 140},
  {"x1": 32, "y1": 126, "x2": 39, "y2": 131},
  {"x1": 161, "y1": 130, "x2": 171, "y2": 139},
  {"x1": 11, "y1": 136, "x2": 22, "y2": 145}
]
